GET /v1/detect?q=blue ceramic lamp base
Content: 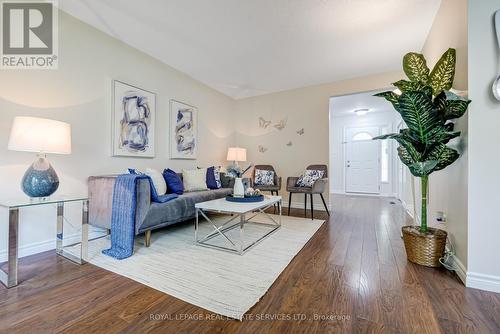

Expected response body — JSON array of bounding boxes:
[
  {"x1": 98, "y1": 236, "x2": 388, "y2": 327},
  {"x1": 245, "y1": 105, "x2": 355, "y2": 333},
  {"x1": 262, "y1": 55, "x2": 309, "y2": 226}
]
[{"x1": 21, "y1": 154, "x2": 59, "y2": 198}]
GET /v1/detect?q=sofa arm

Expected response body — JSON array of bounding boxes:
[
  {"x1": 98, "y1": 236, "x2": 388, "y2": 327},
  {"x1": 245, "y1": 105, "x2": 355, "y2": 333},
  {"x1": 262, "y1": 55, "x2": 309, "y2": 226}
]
[
  {"x1": 276, "y1": 176, "x2": 282, "y2": 189},
  {"x1": 312, "y1": 178, "x2": 328, "y2": 193},
  {"x1": 286, "y1": 176, "x2": 299, "y2": 190},
  {"x1": 88, "y1": 175, "x2": 151, "y2": 233}
]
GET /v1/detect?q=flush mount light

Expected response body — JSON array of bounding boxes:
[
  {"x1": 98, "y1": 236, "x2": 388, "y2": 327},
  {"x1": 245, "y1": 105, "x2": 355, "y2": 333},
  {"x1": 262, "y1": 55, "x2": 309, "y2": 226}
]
[{"x1": 353, "y1": 108, "x2": 369, "y2": 116}]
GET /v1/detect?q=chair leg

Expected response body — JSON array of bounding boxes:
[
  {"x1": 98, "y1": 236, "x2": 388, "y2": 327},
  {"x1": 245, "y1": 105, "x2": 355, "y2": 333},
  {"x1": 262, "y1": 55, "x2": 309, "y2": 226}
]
[
  {"x1": 276, "y1": 191, "x2": 280, "y2": 212},
  {"x1": 145, "y1": 230, "x2": 151, "y2": 247},
  {"x1": 320, "y1": 193, "x2": 330, "y2": 216},
  {"x1": 310, "y1": 194, "x2": 314, "y2": 220},
  {"x1": 272, "y1": 191, "x2": 276, "y2": 213},
  {"x1": 304, "y1": 194, "x2": 307, "y2": 218},
  {"x1": 288, "y1": 192, "x2": 292, "y2": 216}
]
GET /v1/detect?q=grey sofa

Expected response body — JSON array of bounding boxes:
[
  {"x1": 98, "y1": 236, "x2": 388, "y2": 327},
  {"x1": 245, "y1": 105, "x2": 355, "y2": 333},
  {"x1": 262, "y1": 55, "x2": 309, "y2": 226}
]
[{"x1": 88, "y1": 173, "x2": 233, "y2": 246}]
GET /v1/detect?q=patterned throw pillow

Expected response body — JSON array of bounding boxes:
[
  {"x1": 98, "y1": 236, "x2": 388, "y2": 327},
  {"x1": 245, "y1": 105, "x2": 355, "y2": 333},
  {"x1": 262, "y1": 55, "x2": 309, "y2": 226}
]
[
  {"x1": 206, "y1": 166, "x2": 222, "y2": 189},
  {"x1": 295, "y1": 170, "x2": 324, "y2": 187},
  {"x1": 254, "y1": 169, "x2": 275, "y2": 186}
]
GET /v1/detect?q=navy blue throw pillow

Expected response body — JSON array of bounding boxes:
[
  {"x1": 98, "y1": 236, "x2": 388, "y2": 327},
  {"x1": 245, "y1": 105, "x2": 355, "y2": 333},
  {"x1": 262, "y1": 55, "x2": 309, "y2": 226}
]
[
  {"x1": 206, "y1": 166, "x2": 222, "y2": 189},
  {"x1": 162, "y1": 169, "x2": 184, "y2": 195}
]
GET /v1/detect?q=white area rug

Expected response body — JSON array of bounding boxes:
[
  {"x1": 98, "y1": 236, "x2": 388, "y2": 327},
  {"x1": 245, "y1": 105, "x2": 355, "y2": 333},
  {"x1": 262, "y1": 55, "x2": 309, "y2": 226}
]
[{"x1": 69, "y1": 214, "x2": 324, "y2": 320}]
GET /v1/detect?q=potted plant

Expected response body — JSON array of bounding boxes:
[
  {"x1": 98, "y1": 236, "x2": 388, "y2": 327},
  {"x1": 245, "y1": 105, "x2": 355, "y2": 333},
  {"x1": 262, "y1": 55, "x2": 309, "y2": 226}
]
[{"x1": 374, "y1": 48, "x2": 470, "y2": 267}]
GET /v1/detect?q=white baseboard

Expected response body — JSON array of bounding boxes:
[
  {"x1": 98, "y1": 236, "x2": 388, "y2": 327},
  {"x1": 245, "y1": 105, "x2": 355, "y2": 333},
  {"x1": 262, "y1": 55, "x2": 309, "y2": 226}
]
[
  {"x1": 401, "y1": 199, "x2": 415, "y2": 220},
  {"x1": 283, "y1": 201, "x2": 330, "y2": 212},
  {"x1": 0, "y1": 230, "x2": 105, "y2": 262},
  {"x1": 451, "y1": 254, "x2": 467, "y2": 284},
  {"x1": 466, "y1": 272, "x2": 500, "y2": 293}
]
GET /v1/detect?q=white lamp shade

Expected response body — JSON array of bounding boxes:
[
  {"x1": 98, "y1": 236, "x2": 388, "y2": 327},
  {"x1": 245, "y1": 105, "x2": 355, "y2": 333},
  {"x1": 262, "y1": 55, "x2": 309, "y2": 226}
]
[
  {"x1": 8, "y1": 117, "x2": 72, "y2": 154},
  {"x1": 227, "y1": 147, "x2": 246, "y2": 162}
]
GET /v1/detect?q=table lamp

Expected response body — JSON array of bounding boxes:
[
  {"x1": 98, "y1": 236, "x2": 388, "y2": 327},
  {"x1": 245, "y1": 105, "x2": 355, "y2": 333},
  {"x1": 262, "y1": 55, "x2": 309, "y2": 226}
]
[
  {"x1": 226, "y1": 147, "x2": 247, "y2": 165},
  {"x1": 8, "y1": 116, "x2": 72, "y2": 198}
]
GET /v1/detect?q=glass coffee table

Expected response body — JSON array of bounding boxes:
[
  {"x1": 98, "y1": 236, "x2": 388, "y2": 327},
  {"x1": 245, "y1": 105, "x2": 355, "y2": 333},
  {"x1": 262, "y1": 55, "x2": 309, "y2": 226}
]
[
  {"x1": 195, "y1": 195, "x2": 282, "y2": 255},
  {"x1": 0, "y1": 195, "x2": 89, "y2": 288}
]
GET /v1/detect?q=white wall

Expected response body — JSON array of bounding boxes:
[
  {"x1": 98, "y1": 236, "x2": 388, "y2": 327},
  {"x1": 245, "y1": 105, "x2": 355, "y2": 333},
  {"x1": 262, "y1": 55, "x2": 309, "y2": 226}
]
[
  {"x1": 329, "y1": 109, "x2": 398, "y2": 196},
  {"x1": 421, "y1": 0, "x2": 469, "y2": 277},
  {"x1": 0, "y1": 11, "x2": 236, "y2": 260},
  {"x1": 234, "y1": 71, "x2": 403, "y2": 210},
  {"x1": 467, "y1": 0, "x2": 500, "y2": 292}
]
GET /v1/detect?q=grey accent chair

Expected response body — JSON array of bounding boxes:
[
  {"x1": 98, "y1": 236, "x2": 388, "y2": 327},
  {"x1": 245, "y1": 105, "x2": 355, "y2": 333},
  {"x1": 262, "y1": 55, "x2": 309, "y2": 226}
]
[
  {"x1": 252, "y1": 165, "x2": 282, "y2": 212},
  {"x1": 286, "y1": 164, "x2": 330, "y2": 219},
  {"x1": 251, "y1": 165, "x2": 282, "y2": 196}
]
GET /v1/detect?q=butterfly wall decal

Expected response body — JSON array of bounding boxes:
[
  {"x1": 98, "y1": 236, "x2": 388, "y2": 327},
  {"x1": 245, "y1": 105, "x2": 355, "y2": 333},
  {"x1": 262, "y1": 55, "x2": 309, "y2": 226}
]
[
  {"x1": 274, "y1": 118, "x2": 287, "y2": 131},
  {"x1": 258, "y1": 145, "x2": 268, "y2": 153},
  {"x1": 259, "y1": 117, "x2": 271, "y2": 129},
  {"x1": 296, "y1": 128, "x2": 304, "y2": 135}
]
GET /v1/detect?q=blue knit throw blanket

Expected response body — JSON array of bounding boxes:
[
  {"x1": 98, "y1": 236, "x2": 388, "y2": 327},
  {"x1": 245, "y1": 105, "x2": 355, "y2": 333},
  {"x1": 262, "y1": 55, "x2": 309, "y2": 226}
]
[{"x1": 102, "y1": 174, "x2": 178, "y2": 260}]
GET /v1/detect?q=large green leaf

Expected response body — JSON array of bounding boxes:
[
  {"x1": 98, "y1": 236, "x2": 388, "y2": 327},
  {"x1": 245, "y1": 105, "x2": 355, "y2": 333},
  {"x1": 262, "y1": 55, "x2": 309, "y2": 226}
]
[
  {"x1": 396, "y1": 134, "x2": 422, "y2": 157},
  {"x1": 425, "y1": 144, "x2": 459, "y2": 171},
  {"x1": 374, "y1": 91, "x2": 399, "y2": 110},
  {"x1": 408, "y1": 160, "x2": 439, "y2": 177},
  {"x1": 397, "y1": 90, "x2": 441, "y2": 145},
  {"x1": 403, "y1": 52, "x2": 429, "y2": 83},
  {"x1": 424, "y1": 127, "x2": 461, "y2": 153},
  {"x1": 429, "y1": 48, "x2": 456, "y2": 95},
  {"x1": 397, "y1": 145, "x2": 417, "y2": 167},
  {"x1": 434, "y1": 90, "x2": 470, "y2": 121},
  {"x1": 392, "y1": 80, "x2": 427, "y2": 93}
]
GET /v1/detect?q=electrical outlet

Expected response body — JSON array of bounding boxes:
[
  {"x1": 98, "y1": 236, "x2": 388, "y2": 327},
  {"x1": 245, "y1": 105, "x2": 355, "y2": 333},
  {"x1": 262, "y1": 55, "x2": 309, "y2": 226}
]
[{"x1": 436, "y1": 211, "x2": 447, "y2": 223}]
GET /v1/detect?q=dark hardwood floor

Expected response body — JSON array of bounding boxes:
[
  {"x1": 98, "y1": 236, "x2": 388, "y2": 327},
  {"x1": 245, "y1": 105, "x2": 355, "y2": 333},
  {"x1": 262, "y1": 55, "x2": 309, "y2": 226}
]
[{"x1": 1, "y1": 195, "x2": 499, "y2": 333}]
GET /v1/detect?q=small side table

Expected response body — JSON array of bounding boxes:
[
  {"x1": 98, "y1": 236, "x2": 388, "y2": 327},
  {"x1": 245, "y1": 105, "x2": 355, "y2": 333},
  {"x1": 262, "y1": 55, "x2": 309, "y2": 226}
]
[{"x1": 0, "y1": 195, "x2": 89, "y2": 288}]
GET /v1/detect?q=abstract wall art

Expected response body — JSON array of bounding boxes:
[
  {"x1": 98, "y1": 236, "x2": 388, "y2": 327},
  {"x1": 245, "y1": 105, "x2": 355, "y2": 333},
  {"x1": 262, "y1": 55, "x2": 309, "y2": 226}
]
[
  {"x1": 112, "y1": 80, "x2": 156, "y2": 158},
  {"x1": 258, "y1": 145, "x2": 268, "y2": 153},
  {"x1": 170, "y1": 100, "x2": 198, "y2": 159}
]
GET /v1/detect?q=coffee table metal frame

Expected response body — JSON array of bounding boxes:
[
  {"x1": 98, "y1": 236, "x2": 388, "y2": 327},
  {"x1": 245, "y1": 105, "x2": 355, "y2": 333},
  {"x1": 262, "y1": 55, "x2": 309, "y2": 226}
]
[{"x1": 195, "y1": 196, "x2": 282, "y2": 255}]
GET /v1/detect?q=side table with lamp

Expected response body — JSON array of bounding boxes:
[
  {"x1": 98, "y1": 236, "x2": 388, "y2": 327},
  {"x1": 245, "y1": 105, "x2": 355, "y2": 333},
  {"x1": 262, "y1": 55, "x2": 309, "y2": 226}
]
[{"x1": 1, "y1": 117, "x2": 89, "y2": 288}]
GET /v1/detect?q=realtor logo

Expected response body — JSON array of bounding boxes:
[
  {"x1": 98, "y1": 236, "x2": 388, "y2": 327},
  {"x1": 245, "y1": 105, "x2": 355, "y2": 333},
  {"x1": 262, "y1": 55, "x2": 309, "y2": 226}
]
[{"x1": 1, "y1": 0, "x2": 58, "y2": 69}]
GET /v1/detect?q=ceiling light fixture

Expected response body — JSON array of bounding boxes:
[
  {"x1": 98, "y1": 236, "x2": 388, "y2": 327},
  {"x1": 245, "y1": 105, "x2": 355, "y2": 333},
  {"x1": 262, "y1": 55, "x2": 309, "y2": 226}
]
[{"x1": 353, "y1": 108, "x2": 369, "y2": 116}]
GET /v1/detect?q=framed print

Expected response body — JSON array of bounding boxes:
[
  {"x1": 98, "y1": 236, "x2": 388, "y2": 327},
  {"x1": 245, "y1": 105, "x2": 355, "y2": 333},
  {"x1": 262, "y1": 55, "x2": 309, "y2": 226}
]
[
  {"x1": 170, "y1": 99, "x2": 197, "y2": 159},
  {"x1": 112, "y1": 80, "x2": 156, "y2": 158}
]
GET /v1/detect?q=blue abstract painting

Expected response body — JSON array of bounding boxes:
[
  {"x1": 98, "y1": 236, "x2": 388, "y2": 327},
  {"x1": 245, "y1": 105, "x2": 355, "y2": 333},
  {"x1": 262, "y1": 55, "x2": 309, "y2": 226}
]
[
  {"x1": 113, "y1": 80, "x2": 156, "y2": 157},
  {"x1": 170, "y1": 100, "x2": 197, "y2": 159}
]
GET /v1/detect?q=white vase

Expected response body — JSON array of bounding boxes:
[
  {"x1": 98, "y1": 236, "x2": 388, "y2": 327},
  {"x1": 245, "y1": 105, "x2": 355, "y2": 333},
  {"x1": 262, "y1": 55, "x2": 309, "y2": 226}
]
[{"x1": 233, "y1": 177, "x2": 245, "y2": 198}]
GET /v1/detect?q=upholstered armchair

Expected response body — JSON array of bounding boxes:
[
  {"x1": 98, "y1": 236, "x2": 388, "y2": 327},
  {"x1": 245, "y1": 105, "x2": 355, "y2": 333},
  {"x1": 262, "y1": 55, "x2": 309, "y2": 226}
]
[
  {"x1": 251, "y1": 165, "x2": 282, "y2": 195},
  {"x1": 286, "y1": 164, "x2": 330, "y2": 219}
]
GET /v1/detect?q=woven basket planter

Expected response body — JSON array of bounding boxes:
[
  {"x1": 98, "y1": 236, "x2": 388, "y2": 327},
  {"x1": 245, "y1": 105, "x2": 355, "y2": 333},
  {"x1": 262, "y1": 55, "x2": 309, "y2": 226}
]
[{"x1": 402, "y1": 226, "x2": 447, "y2": 267}]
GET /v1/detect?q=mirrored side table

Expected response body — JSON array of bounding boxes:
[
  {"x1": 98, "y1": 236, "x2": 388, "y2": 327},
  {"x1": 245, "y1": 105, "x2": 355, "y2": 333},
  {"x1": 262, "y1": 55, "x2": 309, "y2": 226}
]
[{"x1": 0, "y1": 195, "x2": 89, "y2": 288}]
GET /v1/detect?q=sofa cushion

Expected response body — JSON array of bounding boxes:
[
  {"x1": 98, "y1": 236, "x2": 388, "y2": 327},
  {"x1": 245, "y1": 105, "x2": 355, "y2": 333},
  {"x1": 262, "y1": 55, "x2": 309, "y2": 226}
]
[
  {"x1": 144, "y1": 168, "x2": 167, "y2": 195},
  {"x1": 163, "y1": 169, "x2": 184, "y2": 195},
  {"x1": 138, "y1": 188, "x2": 232, "y2": 231},
  {"x1": 206, "y1": 166, "x2": 222, "y2": 189},
  {"x1": 183, "y1": 168, "x2": 209, "y2": 192}
]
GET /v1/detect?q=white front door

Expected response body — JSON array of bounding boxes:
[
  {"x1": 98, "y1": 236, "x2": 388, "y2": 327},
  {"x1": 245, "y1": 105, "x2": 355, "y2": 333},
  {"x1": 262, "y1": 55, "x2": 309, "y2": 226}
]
[{"x1": 345, "y1": 126, "x2": 380, "y2": 194}]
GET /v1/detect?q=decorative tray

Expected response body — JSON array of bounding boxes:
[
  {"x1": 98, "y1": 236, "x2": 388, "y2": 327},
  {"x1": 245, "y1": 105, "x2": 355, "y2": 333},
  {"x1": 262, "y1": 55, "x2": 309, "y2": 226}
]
[{"x1": 225, "y1": 194, "x2": 264, "y2": 203}]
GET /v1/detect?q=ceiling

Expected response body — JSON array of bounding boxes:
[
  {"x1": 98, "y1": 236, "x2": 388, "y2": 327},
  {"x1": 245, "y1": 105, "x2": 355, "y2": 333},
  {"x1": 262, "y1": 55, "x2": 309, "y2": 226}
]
[
  {"x1": 58, "y1": 0, "x2": 441, "y2": 99},
  {"x1": 330, "y1": 89, "x2": 393, "y2": 117}
]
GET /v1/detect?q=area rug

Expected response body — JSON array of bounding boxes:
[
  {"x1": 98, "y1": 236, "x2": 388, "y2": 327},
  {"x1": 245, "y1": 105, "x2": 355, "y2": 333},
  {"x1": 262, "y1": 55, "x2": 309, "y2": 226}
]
[{"x1": 68, "y1": 214, "x2": 324, "y2": 320}]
